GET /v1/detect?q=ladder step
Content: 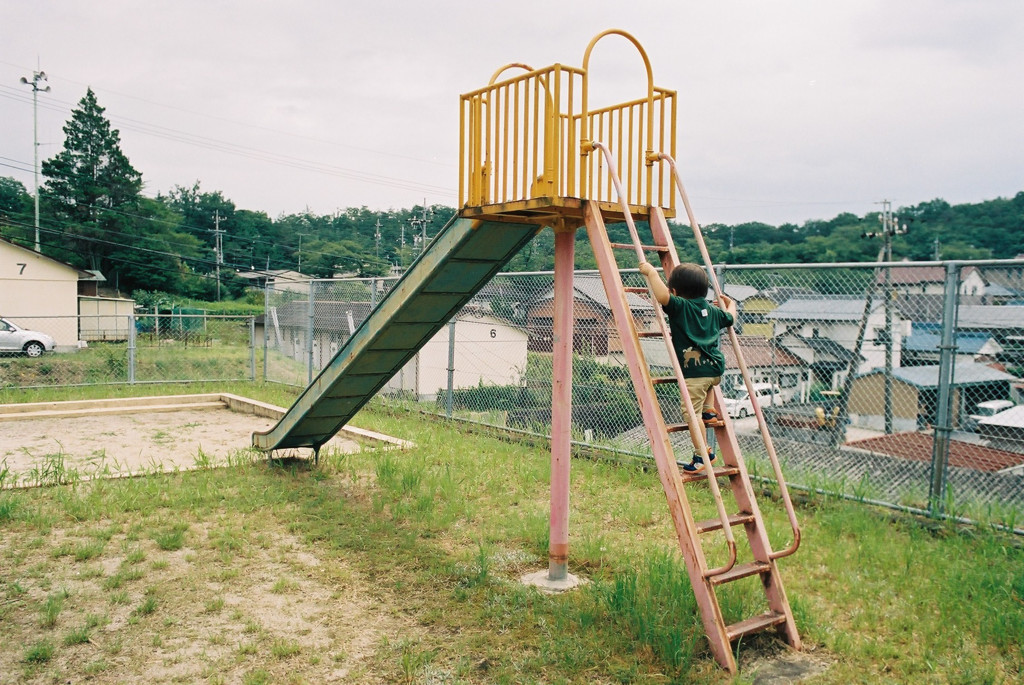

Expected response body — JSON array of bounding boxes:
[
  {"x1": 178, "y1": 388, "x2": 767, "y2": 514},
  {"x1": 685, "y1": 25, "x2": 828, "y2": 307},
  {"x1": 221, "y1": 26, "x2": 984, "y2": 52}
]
[
  {"x1": 610, "y1": 242, "x2": 668, "y2": 252},
  {"x1": 695, "y1": 513, "x2": 757, "y2": 534},
  {"x1": 725, "y1": 611, "x2": 788, "y2": 642},
  {"x1": 710, "y1": 561, "x2": 771, "y2": 586},
  {"x1": 666, "y1": 422, "x2": 690, "y2": 433},
  {"x1": 624, "y1": 287, "x2": 651, "y2": 294},
  {"x1": 637, "y1": 331, "x2": 662, "y2": 338},
  {"x1": 678, "y1": 465, "x2": 740, "y2": 483},
  {"x1": 650, "y1": 376, "x2": 675, "y2": 384}
]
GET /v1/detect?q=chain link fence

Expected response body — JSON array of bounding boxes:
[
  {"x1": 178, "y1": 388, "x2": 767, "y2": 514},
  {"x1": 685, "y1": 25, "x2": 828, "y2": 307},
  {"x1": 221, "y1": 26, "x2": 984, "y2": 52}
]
[
  {"x1": 261, "y1": 260, "x2": 1024, "y2": 530},
  {"x1": 0, "y1": 312, "x2": 259, "y2": 388},
  {"x1": 4, "y1": 258, "x2": 1022, "y2": 530}
]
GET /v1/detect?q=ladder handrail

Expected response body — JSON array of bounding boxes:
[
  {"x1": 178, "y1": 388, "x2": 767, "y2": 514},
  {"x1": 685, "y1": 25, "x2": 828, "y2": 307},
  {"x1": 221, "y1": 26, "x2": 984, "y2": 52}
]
[
  {"x1": 654, "y1": 151, "x2": 801, "y2": 560},
  {"x1": 591, "y1": 141, "x2": 737, "y2": 577}
]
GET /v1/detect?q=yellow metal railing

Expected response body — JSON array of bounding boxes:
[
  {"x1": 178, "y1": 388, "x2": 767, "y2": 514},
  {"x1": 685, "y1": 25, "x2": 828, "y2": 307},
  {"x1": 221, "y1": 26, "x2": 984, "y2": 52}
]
[
  {"x1": 459, "y1": 29, "x2": 677, "y2": 214},
  {"x1": 460, "y1": 64, "x2": 584, "y2": 208}
]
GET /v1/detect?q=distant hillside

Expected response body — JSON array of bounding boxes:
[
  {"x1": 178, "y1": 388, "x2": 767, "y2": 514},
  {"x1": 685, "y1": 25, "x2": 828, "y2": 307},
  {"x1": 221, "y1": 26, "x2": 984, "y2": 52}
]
[{"x1": 514, "y1": 191, "x2": 1024, "y2": 273}]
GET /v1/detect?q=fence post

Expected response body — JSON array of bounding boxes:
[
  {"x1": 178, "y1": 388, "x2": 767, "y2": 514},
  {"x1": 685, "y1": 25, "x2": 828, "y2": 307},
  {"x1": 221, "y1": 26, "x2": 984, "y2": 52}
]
[
  {"x1": 446, "y1": 318, "x2": 457, "y2": 418},
  {"x1": 128, "y1": 313, "x2": 136, "y2": 385},
  {"x1": 263, "y1": 281, "x2": 269, "y2": 381},
  {"x1": 249, "y1": 316, "x2": 256, "y2": 381},
  {"x1": 928, "y1": 261, "x2": 960, "y2": 516},
  {"x1": 307, "y1": 280, "x2": 315, "y2": 385}
]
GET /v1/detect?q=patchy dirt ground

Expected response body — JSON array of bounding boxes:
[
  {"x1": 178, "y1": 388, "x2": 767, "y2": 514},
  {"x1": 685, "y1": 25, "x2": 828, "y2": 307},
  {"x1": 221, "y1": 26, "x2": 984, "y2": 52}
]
[
  {"x1": 0, "y1": 408, "x2": 427, "y2": 684},
  {"x1": 1, "y1": 513, "x2": 426, "y2": 684},
  {"x1": 0, "y1": 408, "x2": 358, "y2": 485}
]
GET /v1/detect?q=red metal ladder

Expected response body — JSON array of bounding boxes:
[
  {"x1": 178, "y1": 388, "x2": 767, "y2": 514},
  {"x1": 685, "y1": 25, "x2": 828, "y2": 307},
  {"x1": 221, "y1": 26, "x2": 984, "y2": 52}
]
[{"x1": 583, "y1": 142, "x2": 802, "y2": 673}]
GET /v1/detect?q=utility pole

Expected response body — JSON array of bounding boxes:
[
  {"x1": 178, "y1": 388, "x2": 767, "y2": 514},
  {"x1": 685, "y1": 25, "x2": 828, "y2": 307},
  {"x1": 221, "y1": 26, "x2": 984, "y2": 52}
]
[
  {"x1": 864, "y1": 200, "x2": 907, "y2": 434},
  {"x1": 374, "y1": 217, "x2": 382, "y2": 260},
  {"x1": 408, "y1": 200, "x2": 434, "y2": 258},
  {"x1": 213, "y1": 210, "x2": 225, "y2": 301},
  {"x1": 19, "y1": 68, "x2": 50, "y2": 252}
]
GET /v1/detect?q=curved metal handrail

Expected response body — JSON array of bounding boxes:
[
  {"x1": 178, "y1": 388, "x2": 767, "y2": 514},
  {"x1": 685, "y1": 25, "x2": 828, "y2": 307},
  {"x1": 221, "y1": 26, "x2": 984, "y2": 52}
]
[
  {"x1": 581, "y1": 29, "x2": 657, "y2": 207},
  {"x1": 655, "y1": 152, "x2": 802, "y2": 560},
  {"x1": 592, "y1": 140, "x2": 738, "y2": 578},
  {"x1": 480, "y1": 62, "x2": 559, "y2": 201}
]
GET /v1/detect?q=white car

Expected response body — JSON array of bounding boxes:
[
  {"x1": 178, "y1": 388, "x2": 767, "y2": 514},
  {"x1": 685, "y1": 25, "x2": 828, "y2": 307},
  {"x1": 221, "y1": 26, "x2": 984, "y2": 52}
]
[
  {"x1": 722, "y1": 383, "x2": 782, "y2": 418},
  {"x1": 0, "y1": 317, "x2": 56, "y2": 357},
  {"x1": 964, "y1": 399, "x2": 1015, "y2": 433}
]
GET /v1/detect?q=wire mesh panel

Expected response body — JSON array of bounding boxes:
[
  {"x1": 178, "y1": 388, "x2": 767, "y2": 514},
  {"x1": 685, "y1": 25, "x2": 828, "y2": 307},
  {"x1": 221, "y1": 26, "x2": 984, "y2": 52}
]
[
  {"x1": 262, "y1": 276, "x2": 400, "y2": 387},
  {"x1": 0, "y1": 313, "x2": 256, "y2": 389},
  {"x1": 395, "y1": 261, "x2": 1024, "y2": 529},
  {"x1": 3, "y1": 259, "x2": 1021, "y2": 530},
  {"x1": 0, "y1": 314, "x2": 90, "y2": 388},
  {"x1": 134, "y1": 314, "x2": 256, "y2": 384}
]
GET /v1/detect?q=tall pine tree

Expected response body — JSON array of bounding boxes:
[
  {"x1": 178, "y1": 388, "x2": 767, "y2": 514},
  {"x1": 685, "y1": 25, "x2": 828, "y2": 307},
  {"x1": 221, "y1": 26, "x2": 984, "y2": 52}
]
[{"x1": 41, "y1": 88, "x2": 143, "y2": 271}]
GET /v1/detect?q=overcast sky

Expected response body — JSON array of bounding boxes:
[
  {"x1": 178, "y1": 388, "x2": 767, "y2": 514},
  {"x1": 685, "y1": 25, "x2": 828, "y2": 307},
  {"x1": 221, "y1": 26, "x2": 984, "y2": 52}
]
[{"x1": 2, "y1": 1, "x2": 1022, "y2": 228}]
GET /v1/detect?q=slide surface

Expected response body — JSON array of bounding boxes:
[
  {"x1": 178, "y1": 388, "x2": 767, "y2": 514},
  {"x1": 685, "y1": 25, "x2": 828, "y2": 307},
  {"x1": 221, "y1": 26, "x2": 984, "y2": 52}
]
[{"x1": 253, "y1": 216, "x2": 539, "y2": 451}]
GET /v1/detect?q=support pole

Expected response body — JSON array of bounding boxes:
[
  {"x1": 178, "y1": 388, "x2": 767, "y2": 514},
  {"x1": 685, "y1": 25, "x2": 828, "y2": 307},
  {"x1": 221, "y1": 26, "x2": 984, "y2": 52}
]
[
  {"x1": 307, "y1": 281, "x2": 315, "y2": 385},
  {"x1": 263, "y1": 276, "x2": 269, "y2": 381},
  {"x1": 127, "y1": 313, "x2": 136, "y2": 384},
  {"x1": 929, "y1": 262, "x2": 960, "y2": 516},
  {"x1": 446, "y1": 318, "x2": 456, "y2": 418},
  {"x1": 884, "y1": 219, "x2": 894, "y2": 434},
  {"x1": 249, "y1": 316, "x2": 256, "y2": 381},
  {"x1": 548, "y1": 225, "x2": 576, "y2": 581}
]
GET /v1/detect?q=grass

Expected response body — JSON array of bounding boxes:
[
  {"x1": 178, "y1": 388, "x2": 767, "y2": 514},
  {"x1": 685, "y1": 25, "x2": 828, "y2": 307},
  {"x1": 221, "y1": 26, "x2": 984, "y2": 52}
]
[{"x1": 0, "y1": 382, "x2": 1022, "y2": 684}]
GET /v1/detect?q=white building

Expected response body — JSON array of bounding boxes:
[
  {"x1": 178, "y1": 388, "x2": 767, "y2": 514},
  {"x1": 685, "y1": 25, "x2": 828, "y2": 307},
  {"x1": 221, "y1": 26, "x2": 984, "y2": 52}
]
[
  {"x1": 386, "y1": 310, "x2": 529, "y2": 401},
  {"x1": 767, "y1": 295, "x2": 907, "y2": 381},
  {"x1": 0, "y1": 238, "x2": 89, "y2": 348}
]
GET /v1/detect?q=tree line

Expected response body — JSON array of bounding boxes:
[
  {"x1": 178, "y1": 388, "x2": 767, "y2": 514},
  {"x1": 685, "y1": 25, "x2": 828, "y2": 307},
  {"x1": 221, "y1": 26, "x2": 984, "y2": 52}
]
[{"x1": 1, "y1": 88, "x2": 1022, "y2": 304}]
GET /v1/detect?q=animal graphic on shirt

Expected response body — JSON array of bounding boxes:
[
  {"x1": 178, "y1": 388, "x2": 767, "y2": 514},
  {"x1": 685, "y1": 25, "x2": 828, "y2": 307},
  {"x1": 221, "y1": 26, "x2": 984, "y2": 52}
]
[{"x1": 682, "y1": 347, "x2": 703, "y2": 368}]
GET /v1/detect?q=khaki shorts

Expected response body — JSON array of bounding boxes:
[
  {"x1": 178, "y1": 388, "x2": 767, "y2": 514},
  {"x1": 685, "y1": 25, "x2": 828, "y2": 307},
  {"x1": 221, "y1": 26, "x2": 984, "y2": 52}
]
[{"x1": 683, "y1": 375, "x2": 721, "y2": 424}]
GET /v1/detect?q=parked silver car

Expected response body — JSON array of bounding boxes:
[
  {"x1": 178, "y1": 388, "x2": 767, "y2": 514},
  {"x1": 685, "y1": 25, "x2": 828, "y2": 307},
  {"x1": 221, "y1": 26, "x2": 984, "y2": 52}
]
[
  {"x1": 0, "y1": 317, "x2": 55, "y2": 357},
  {"x1": 722, "y1": 383, "x2": 783, "y2": 418}
]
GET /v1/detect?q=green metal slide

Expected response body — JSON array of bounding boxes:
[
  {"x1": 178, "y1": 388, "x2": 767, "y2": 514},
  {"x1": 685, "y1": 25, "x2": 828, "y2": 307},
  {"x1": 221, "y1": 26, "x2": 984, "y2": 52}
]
[{"x1": 252, "y1": 215, "x2": 540, "y2": 453}]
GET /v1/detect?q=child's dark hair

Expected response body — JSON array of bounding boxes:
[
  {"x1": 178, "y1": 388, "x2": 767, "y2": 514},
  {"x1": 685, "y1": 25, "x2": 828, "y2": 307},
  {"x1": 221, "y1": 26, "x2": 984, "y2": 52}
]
[{"x1": 667, "y1": 263, "x2": 708, "y2": 299}]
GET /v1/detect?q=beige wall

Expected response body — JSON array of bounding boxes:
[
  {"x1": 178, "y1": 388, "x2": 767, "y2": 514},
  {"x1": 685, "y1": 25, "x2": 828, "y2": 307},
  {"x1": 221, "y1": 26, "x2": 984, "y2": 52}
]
[
  {"x1": 1, "y1": 241, "x2": 81, "y2": 347},
  {"x1": 849, "y1": 374, "x2": 919, "y2": 420},
  {"x1": 78, "y1": 297, "x2": 136, "y2": 341},
  {"x1": 416, "y1": 316, "x2": 529, "y2": 401}
]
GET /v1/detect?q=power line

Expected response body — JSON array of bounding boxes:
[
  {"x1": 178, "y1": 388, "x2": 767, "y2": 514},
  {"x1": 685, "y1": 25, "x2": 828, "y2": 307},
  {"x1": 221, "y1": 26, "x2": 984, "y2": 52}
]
[
  {"x1": 3, "y1": 209, "x2": 394, "y2": 273},
  {"x1": 0, "y1": 65, "x2": 454, "y2": 169},
  {"x1": 4, "y1": 175, "x2": 403, "y2": 269},
  {"x1": 0, "y1": 83, "x2": 455, "y2": 197}
]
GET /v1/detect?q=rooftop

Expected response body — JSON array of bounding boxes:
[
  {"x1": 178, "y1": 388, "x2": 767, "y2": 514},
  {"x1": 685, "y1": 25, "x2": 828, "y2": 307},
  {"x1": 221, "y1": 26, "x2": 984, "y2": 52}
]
[
  {"x1": 767, "y1": 295, "x2": 883, "y2": 322},
  {"x1": 848, "y1": 431, "x2": 1023, "y2": 472}
]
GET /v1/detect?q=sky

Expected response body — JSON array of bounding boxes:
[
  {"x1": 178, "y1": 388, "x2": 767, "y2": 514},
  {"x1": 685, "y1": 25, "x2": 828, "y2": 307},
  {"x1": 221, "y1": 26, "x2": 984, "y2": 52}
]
[{"x1": 2, "y1": 1, "x2": 1022, "y2": 229}]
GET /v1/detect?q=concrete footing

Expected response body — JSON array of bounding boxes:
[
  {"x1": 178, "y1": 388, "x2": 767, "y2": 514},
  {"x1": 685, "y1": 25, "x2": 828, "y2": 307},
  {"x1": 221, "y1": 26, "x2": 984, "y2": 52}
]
[{"x1": 520, "y1": 569, "x2": 588, "y2": 594}]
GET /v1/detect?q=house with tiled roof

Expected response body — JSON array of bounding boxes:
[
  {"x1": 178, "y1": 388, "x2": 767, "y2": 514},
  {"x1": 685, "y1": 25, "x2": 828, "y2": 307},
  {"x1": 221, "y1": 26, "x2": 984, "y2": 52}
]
[
  {"x1": 526, "y1": 273, "x2": 655, "y2": 357},
  {"x1": 776, "y1": 331, "x2": 864, "y2": 391},
  {"x1": 767, "y1": 294, "x2": 906, "y2": 381},
  {"x1": 877, "y1": 264, "x2": 988, "y2": 297},
  {"x1": 734, "y1": 286, "x2": 818, "y2": 339},
  {"x1": 901, "y1": 322, "x2": 1003, "y2": 366}
]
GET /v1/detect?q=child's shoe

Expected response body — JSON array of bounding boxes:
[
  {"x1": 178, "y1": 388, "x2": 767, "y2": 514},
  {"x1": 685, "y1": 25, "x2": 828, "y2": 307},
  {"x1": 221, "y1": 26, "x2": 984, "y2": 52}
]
[
  {"x1": 681, "y1": 450, "x2": 716, "y2": 473},
  {"x1": 701, "y1": 410, "x2": 725, "y2": 427}
]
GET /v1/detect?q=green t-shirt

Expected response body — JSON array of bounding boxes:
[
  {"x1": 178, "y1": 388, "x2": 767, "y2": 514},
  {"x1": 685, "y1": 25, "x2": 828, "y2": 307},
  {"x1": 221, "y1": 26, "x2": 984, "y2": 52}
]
[{"x1": 661, "y1": 295, "x2": 734, "y2": 378}]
